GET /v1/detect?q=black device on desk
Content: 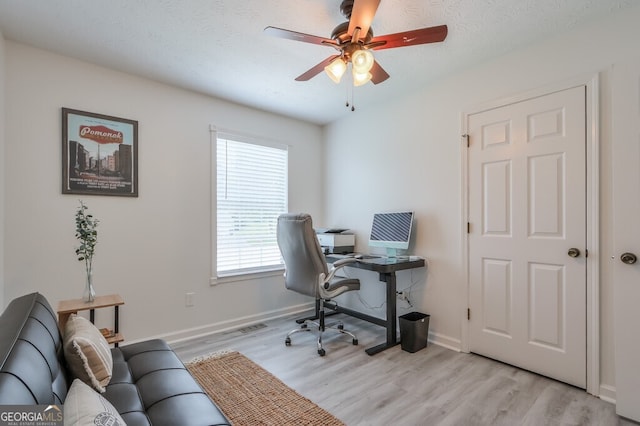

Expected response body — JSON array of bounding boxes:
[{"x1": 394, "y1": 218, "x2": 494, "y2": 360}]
[{"x1": 332, "y1": 253, "x2": 379, "y2": 260}]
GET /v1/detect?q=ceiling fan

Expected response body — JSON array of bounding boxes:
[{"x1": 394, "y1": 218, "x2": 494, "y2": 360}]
[{"x1": 264, "y1": 0, "x2": 448, "y2": 86}]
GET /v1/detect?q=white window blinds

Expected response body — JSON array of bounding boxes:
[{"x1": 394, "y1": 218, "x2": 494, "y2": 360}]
[{"x1": 216, "y1": 136, "x2": 288, "y2": 276}]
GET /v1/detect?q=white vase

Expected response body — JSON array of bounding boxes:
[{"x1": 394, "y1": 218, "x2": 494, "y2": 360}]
[{"x1": 83, "y1": 271, "x2": 96, "y2": 302}]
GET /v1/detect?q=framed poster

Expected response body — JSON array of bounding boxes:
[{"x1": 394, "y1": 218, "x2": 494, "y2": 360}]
[{"x1": 62, "y1": 108, "x2": 138, "y2": 197}]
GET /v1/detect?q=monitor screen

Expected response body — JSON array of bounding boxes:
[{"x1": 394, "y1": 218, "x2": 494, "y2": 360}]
[{"x1": 368, "y1": 211, "x2": 414, "y2": 256}]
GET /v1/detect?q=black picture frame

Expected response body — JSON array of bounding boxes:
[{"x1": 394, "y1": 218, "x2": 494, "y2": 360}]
[{"x1": 62, "y1": 108, "x2": 138, "y2": 197}]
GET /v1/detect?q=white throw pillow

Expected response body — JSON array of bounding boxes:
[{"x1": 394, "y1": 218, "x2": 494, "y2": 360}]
[
  {"x1": 64, "y1": 379, "x2": 126, "y2": 426},
  {"x1": 63, "y1": 314, "x2": 113, "y2": 392}
]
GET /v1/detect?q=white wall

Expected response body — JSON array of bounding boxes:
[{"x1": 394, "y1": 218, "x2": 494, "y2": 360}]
[
  {"x1": 324, "y1": 4, "x2": 640, "y2": 395},
  {"x1": 0, "y1": 30, "x2": 5, "y2": 309},
  {"x1": 4, "y1": 42, "x2": 323, "y2": 341}
]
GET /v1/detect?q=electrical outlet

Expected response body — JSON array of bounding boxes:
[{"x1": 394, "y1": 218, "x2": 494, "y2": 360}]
[{"x1": 185, "y1": 292, "x2": 195, "y2": 307}]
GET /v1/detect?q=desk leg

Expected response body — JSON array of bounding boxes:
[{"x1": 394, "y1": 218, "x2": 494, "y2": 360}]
[
  {"x1": 295, "y1": 299, "x2": 339, "y2": 324},
  {"x1": 365, "y1": 272, "x2": 401, "y2": 355},
  {"x1": 386, "y1": 272, "x2": 398, "y2": 345},
  {"x1": 114, "y1": 305, "x2": 119, "y2": 348},
  {"x1": 296, "y1": 299, "x2": 320, "y2": 324},
  {"x1": 58, "y1": 312, "x2": 73, "y2": 333}
]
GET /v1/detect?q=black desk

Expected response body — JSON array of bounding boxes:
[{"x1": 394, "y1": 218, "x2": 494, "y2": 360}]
[{"x1": 325, "y1": 255, "x2": 426, "y2": 355}]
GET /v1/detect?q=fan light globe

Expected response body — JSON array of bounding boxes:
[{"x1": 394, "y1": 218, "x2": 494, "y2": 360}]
[
  {"x1": 353, "y1": 70, "x2": 372, "y2": 86},
  {"x1": 352, "y1": 49, "x2": 374, "y2": 74},
  {"x1": 324, "y1": 57, "x2": 347, "y2": 83}
]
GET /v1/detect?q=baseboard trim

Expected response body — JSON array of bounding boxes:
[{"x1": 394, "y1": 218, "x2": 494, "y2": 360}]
[
  {"x1": 598, "y1": 384, "x2": 616, "y2": 404},
  {"x1": 126, "y1": 302, "x2": 315, "y2": 346},
  {"x1": 429, "y1": 331, "x2": 462, "y2": 352}
]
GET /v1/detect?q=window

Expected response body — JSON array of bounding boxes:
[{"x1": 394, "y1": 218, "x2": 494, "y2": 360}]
[{"x1": 215, "y1": 135, "x2": 288, "y2": 277}]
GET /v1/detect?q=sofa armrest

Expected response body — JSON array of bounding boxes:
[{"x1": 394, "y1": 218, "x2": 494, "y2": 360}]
[{"x1": 0, "y1": 292, "x2": 68, "y2": 405}]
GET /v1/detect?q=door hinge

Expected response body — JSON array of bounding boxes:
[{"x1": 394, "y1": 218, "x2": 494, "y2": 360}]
[
  {"x1": 463, "y1": 134, "x2": 470, "y2": 147},
  {"x1": 585, "y1": 249, "x2": 588, "y2": 258},
  {"x1": 467, "y1": 308, "x2": 471, "y2": 320},
  {"x1": 467, "y1": 222, "x2": 471, "y2": 233}
]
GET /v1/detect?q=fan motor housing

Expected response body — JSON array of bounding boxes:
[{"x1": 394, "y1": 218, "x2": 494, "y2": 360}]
[{"x1": 331, "y1": 21, "x2": 373, "y2": 45}]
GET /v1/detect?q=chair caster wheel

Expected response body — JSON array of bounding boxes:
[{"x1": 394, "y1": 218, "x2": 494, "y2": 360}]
[
  {"x1": 318, "y1": 349, "x2": 326, "y2": 356},
  {"x1": 300, "y1": 324, "x2": 308, "y2": 329},
  {"x1": 353, "y1": 339, "x2": 358, "y2": 345},
  {"x1": 337, "y1": 324, "x2": 344, "y2": 330},
  {"x1": 285, "y1": 337, "x2": 291, "y2": 346}
]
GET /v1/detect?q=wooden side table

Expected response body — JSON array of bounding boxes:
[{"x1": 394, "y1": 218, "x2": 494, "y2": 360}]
[{"x1": 57, "y1": 294, "x2": 124, "y2": 346}]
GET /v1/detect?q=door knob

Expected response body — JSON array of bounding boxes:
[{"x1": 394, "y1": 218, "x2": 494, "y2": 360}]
[
  {"x1": 568, "y1": 248, "x2": 581, "y2": 258},
  {"x1": 620, "y1": 252, "x2": 638, "y2": 265}
]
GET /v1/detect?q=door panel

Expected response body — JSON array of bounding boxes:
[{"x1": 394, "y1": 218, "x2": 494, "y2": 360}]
[
  {"x1": 612, "y1": 58, "x2": 640, "y2": 422},
  {"x1": 483, "y1": 258, "x2": 511, "y2": 336},
  {"x1": 528, "y1": 262, "x2": 564, "y2": 349},
  {"x1": 483, "y1": 161, "x2": 511, "y2": 235},
  {"x1": 468, "y1": 86, "x2": 586, "y2": 388},
  {"x1": 529, "y1": 153, "x2": 564, "y2": 236}
]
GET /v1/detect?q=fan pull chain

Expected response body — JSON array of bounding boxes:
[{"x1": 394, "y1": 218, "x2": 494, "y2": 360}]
[
  {"x1": 346, "y1": 73, "x2": 355, "y2": 112},
  {"x1": 345, "y1": 79, "x2": 350, "y2": 108},
  {"x1": 342, "y1": 64, "x2": 355, "y2": 111}
]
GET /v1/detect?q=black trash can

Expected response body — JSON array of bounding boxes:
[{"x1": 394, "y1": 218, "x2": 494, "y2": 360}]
[{"x1": 399, "y1": 312, "x2": 430, "y2": 353}]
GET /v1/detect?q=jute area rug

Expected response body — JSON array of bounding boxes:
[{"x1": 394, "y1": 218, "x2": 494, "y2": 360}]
[{"x1": 186, "y1": 350, "x2": 345, "y2": 426}]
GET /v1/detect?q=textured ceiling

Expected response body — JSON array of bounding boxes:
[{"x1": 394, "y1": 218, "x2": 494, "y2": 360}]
[{"x1": 0, "y1": 0, "x2": 634, "y2": 124}]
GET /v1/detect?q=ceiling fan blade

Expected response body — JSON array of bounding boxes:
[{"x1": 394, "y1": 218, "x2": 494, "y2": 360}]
[
  {"x1": 369, "y1": 25, "x2": 448, "y2": 50},
  {"x1": 348, "y1": 0, "x2": 381, "y2": 41},
  {"x1": 295, "y1": 55, "x2": 341, "y2": 81},
  {"x1": 264, "y1": 26, "x2": 339, "y2": 47},
  {"x1": 370, "y1": 60, "x2": 390, "y2": 84}
]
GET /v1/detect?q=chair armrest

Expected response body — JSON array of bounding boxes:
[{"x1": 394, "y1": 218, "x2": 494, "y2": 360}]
[
  {"x1": 325, "y1": 258, "x2": 357, "y2": 282},
  {"x1": 332, "y1": 258, "x2": 358, "y2": 268}
]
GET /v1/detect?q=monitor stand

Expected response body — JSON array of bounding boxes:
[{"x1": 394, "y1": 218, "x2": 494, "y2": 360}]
[
  {"x1": 386, "y1": 248, "x2": 398, "y2": 258},
  {"x1": 386, "y1": 248, "x2": 409, "y2": 260}
]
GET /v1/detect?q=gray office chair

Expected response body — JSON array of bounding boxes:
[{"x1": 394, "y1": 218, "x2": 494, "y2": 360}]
[{"x1": 277, "y1": 213, "x2": 360, "y2": 356}]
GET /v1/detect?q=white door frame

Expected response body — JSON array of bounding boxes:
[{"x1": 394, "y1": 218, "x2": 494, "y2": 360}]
[{"x1": 460, "y1": 74, "x2": 600, "y2": 396}]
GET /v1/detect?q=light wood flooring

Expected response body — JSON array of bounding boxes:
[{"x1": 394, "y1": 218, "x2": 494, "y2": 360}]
[{"x1": 171, "y1": 312, "x2": 635, "y2": 426}]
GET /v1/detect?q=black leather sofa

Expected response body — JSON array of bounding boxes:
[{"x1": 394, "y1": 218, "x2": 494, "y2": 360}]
[{"x1": 0, "y1": 292, "x2": 230, "y2": 426}]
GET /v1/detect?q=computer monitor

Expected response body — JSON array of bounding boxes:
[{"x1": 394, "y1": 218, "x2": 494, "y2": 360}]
[{"x1": 368, "y1": 211, "x2": 414, "y2": 258}]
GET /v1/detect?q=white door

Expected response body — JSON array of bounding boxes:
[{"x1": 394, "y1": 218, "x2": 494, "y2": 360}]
[
  {"x1": 612, "y1": 58, "x2": 640, "y2": 422},
  {"x1": 467, "y1": 86, "x2": 587, "y2": 388}
]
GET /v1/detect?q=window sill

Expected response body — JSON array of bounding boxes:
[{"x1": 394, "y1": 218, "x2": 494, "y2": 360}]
[{"x1": 210, "y1": 267, "x2": 285, "y2": 286}]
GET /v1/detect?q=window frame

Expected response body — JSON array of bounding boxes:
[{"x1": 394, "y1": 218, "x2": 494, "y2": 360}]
[{"x1": 210, "y1": 128, "x2": 288, "y2": 284}]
